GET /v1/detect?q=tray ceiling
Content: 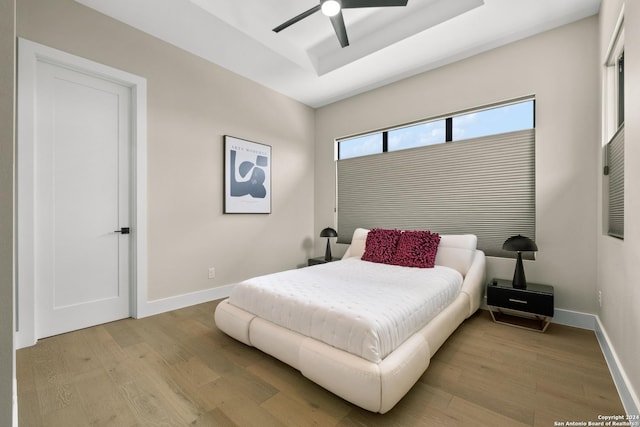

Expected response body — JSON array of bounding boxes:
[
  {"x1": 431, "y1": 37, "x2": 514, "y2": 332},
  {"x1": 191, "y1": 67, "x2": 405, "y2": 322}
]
[{"x1": 75, "y1": 0, "x2": 600, "y2": 107}]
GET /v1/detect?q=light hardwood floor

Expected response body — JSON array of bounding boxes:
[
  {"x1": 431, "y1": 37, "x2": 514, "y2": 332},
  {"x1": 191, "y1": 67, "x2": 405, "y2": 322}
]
[{"x1": 17, "y1": 300, "x2": 625, "y2": 426}]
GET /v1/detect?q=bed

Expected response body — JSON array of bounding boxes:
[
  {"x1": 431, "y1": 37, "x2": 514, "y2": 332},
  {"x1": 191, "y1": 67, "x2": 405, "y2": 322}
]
[{"x1": 214, "y1": 228, "x2": 486, "y2": 413}]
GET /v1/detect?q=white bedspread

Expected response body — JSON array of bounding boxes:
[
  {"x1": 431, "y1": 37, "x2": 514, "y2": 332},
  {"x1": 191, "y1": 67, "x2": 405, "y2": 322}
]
[{"x1": 228, "y1": 258, "x2": 463, "y2": 363}]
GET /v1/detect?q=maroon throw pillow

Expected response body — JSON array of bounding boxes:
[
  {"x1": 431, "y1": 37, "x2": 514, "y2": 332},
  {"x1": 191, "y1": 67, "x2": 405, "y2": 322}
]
[
  {"x1": 390, "y1": 230, "x2": 441, "y2": 268},
  {"x1": 361, "y1": 228, "x2": 402, "y2": 264}
]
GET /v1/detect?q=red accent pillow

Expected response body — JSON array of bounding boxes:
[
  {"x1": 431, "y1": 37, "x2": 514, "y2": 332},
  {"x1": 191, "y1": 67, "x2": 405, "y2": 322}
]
[
  {"x1": 361, "y1": 228, "x2": 402, "y2": 264},
  {"x1": 390, "y1": 230, "x2": 441, "y2": 268}
]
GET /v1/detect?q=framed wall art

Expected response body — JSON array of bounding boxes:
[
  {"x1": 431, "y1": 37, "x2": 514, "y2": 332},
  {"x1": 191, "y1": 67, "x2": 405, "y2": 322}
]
[{"x1": 224, "y1": 135, "x2": 272, "y2": 214}]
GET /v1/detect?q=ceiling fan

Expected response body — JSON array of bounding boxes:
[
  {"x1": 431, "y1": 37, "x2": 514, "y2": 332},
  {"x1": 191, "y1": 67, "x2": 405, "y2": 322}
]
[{"x1": 273, "y1": 0, "x2": 409, "y2": 48}]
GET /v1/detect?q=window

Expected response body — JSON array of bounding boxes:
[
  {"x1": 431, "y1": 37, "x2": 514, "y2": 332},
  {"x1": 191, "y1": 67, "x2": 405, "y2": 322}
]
[
  {"x1": 388, "y1": 120, "x2": 446, "y2": 151},
  {"x1": 337, "y1": 99, "x2": 534, "y2": 159},
  {"x1": 336, "y1": 98, "x2": 536, "y2": 257},
  {"x1": 617, "y1": 52, "x2": 624, "y2": 128},
  {"x1": 338, "y1": 133, "x2": 383, "y2": 160},
  {"x1": 603, "y1": 16, "x2": 624, "y2": 239},
  {"x1": 453, "y1": 101, "x2": 535, "y2": 141}
]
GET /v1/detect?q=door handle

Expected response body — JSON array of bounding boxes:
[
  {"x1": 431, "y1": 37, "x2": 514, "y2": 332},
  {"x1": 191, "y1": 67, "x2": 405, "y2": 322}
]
[{"x1": 114, "y1": 227, "x2": 130, "y2": 234}]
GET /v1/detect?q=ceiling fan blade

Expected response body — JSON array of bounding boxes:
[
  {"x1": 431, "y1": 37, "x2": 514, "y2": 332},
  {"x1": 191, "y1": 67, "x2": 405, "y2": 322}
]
[
  {"x1": 329, "y1": 11, "x2": 350, "y2": 48},
  {"x1": 273, "y1": 4, "x2": 321, "y2": 33},
  {"x1": 341, "y1": 0, "x2": 408, "y2": 8}
]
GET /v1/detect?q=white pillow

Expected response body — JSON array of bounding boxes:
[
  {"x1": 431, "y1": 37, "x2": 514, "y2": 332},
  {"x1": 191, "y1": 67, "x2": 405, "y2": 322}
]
[
  {"x1": 434, "y1": 234, "x2": 477, "y2": 276},
  {"x1": 342, "y1": 228, "x2": 478, "y2": 276},
  {"x1": 342, "y1": 228, "x2": 369, "y2": 259}
]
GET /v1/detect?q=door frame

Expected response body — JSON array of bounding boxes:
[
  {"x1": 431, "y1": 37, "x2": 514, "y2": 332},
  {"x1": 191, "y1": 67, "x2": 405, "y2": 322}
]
[{"x1": 16, "y1": 38, "x2": 148, "y2": 348}]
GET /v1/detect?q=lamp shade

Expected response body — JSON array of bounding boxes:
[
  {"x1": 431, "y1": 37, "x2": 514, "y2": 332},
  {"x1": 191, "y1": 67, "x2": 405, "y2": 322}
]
[
  {"x1": 320, "y1": 227, "x2": 338, "y2": 238},
  {"x1": 502, "y1": 235, "x2": 538, "y2": 252}
]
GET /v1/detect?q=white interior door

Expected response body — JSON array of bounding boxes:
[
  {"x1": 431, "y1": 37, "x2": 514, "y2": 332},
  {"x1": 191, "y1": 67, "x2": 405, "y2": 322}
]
[{"x1": 34, "y1": 60, "x2": 131, "y2": 338}]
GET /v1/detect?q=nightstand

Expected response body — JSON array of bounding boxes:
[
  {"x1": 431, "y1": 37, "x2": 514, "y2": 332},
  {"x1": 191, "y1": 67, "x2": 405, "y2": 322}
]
[
  {"x1": 486, "y1": 278, "x2": 554, "y2": 332},
  {"x1": 308, "y1": 256, "x2": 340, "y2": 266}
]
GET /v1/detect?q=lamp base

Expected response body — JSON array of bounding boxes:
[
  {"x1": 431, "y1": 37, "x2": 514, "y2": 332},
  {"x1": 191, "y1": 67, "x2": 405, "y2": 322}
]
[
  {"x1": 324, "y1": 239, "x2": 332, "y2": 262},
  {"x1": 512, "y1": 252, "x2": 527, "y2": 289}
]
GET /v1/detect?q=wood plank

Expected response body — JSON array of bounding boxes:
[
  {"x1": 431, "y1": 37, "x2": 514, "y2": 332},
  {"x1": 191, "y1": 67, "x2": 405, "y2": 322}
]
[
  {"x1": 56, "y1": 329, "x2": 104, "y2": 376},
  {"x1": 118, "y1": 379, "x2": 188, "y2": 425},
  {"x1": 122, "y1": 342, "x2": 207, "y2": 423},
  {"x1": 16, "y1": 389, "x2": 43, "y2": 427},
  {"x1": 196, "y1": 372, "x2": 278, "y2": 409},
  {"x1": 447, "y1": 395, "x2": 531, "y2": 427},
  {"x1": 261, "y1": 391, "x2": 342, "y2": 426},
  {"x1": 247, "y1": 356, "x2": 352, "y2": 420},
  {"x1": 102, "y1": 318, "x2": 144, "y2": 348},
  {"x1": 190, "y1": 408, "x2": 237, "y2": 427},
  {"x1": 173, "y1": 356, "x2": 222, "y2": 388},
  {"x1": 72, "y1": 368, "x2": 139, "y2": 426},
  {"x1": 82, "y1": 324, "x2": 131, "y2": 366}
]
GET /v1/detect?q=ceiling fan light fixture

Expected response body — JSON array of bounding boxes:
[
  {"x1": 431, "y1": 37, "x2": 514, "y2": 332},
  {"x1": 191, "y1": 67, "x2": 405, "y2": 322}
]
[
  {"x1": 274, "y1": 0, "x2": 408, "y2": 48},
  {"x1": 321, "y1": 0, "x2": 341, "y2": 17}
]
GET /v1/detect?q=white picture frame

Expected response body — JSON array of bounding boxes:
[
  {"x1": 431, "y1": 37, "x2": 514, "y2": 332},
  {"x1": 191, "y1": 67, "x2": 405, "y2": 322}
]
[{"x1": 224, "y1": 135, "x2": 272, "y2": 214}]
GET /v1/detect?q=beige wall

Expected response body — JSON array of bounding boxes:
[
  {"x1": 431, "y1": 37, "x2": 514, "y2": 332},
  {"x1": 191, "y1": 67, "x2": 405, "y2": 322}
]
[
  {"x1": 598, "y1": 0, "x2": 640, "y2": 412},
  {"x1": 0, "y1": 0, "x2": 15, "y2": 423},
  {"x1": 315, "y1": 17, "x2": 600, "y2": 313},
  {"x1": 16, "y1": 0, "x2": 316, "y2": 301}
]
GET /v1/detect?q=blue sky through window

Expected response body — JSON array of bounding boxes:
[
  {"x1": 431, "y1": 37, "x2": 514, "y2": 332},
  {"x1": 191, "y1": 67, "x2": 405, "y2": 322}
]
[
  {"x1": 339, "y1": 133, "x2": 383, "y2": 159},
  {"x1": 453, "y1": 100, "x2": 534, "y2": 141},
  {"x1": 388, "y1": 120, "x2": 446, "y2": 151},
  {"x1": 337, "y1": 99, "x2": 534, "y2": 159}
]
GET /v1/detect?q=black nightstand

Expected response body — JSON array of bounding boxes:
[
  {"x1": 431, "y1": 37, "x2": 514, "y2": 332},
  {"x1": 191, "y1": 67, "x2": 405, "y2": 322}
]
[
  {"x1": 308, "y1": 256, "x2": 340, "y2": 266},
  {"x1": 486, "y1": 278, "x2": 554, "y2": 332}
]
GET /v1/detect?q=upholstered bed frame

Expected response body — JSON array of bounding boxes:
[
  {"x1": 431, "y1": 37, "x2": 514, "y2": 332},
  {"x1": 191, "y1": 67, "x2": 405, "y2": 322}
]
[{"x1": 215, "y1": 228, "x2": 486, "y2": 413}]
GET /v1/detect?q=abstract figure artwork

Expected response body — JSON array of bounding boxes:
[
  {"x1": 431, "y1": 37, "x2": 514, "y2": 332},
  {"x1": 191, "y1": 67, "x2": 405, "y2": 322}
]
[{"x1": 224, "y1": 136, "x2": 271, "y2": 213}]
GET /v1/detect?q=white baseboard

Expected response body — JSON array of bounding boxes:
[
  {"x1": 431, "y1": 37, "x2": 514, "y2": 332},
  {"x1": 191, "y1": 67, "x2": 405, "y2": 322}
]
[
  {"x1": 13, "y1": 377, "x2": 17, "y2": 427},
  {"x1": 594, "y1": 316, "x2": 640, "y2": 417},
  {"x1": 552, "y1": 308, "x2": 597, "y2": 330},
  {"x1": 137, "y1": 284, "x2": 234, "y2": 318}
]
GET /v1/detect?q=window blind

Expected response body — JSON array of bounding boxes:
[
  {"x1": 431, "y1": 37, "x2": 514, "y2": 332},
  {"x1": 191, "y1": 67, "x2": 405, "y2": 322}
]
[
  {"x1": 337, "y1": 128, "x2": 535, "y2": 257},
  {"x1": 606, "y1": 125, "x2": 624, "y2": 239}
]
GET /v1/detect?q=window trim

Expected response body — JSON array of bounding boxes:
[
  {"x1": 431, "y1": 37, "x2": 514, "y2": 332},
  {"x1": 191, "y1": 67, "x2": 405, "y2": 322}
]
[
  {"x1": 602, "y1": 7, "x2": 625, "y2": 239},
  {"x1": 603, "y1": 10, "x2": 624, "y2": 141},
  {"x1": 336, "y1": 96, "x2": 535, "y2": 160}
]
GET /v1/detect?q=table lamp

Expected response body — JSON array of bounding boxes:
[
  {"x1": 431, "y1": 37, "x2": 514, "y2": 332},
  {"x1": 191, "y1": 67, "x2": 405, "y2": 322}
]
[
  {"x1": 502, "y1": 235, "x2": 538, "y2": 289},
  {"x1": 320, "y1": 227, "x2": 338, "y2": 261}
]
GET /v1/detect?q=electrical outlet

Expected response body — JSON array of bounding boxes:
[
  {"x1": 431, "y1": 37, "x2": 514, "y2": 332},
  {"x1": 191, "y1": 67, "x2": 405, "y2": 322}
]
[
  {"x1": 598, "y1": 290, "x2": 602, "y2": 307},
  {"x1": 208, "y1": 267, "x2": 215, "y2": 279}
]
